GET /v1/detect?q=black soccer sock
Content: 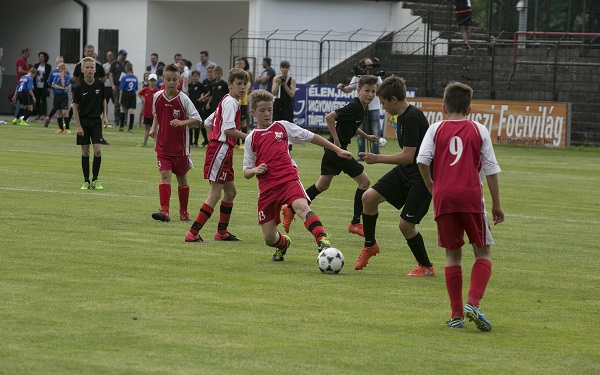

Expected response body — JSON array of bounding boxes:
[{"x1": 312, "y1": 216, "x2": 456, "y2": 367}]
[
  {"x1": 82, "y1": 156, "x2": 90, "y2": 182},
  {"x1": 406, "y1": 232, "x2": 432, "y2": 267},
  {"x1": 92, "y1": 156, "x2": 102, "y2": 181},
  {"x1": 67, "y1": 108, "x2": 73, "y2": 124},
  {"x1": 57, "y1": 117, "x2": 64, "y2": 130},
  {"x1": 23, "y1": 109, "x2": 31, "y2": 121},
  {"x1": 306, "y1": 184, "x2": 321, "y2": 201},
  {"x1": 64, "y1": 119, "x2": 70, "y2": 130},
  {"x1": 352, "y1": 188, "x2": 366, "y2": 224},
  {"x1": 16, "y1": 108, "x2": 24, "y2": 120},
  {"x1": 120, "y1": 113, "x2": 126, "y2": 128},
  {"x1": 362, "y1": 212, "x2": 378, "y2": 247},
  {"x1": 129, "y1": 114, "x2": 134, "y2": 129},
  {"x1": 48, "y1": 107, "x2": 57, "y2": 120},
  {"x1": 201, "y1": 127, "x2": 208, "y2": 143}
]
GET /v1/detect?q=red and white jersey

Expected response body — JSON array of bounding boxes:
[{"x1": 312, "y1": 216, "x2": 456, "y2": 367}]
[
  {"x1": 153, "y1": 90, "x2": 201, "y2": 157},
  {"x1": 243, "y1": 121, "x2": 315, "y2": 193},
  {"x1": 417, "y1": 119, "x2": 501, "y2": 218},
  {"x1": 205, "y1": 94, "x2": 241, "y2": 148}
]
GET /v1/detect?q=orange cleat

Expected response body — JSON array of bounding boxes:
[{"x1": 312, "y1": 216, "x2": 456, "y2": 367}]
[
  {"x1": 406, "y1": 264, "x2": 435, "y2": 277},
  {"x1": 348, "y1": 222, "x2": 364, "y2": 237},
  {"x1": 281, "y1": 204, "x2": 295, "y2": 233},
  {"x1": 354, "y1": 242, "x2": 380, "y2": 270}
]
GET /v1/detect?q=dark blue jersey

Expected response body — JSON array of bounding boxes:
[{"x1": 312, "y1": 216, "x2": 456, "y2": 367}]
[
  {"x1": 51, "y1": 73, "x2": 71, "y2": 94},
  {"x1": 16, "y1": 75, "x2": 34, "y2": 93},
  {"x1": 119, "y1": 74, "x2": 138, "y2": 92}
]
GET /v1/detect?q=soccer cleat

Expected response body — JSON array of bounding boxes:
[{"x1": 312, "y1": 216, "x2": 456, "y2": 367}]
[
  {"x1": 239, "y1": 144, "x2": 244, "y2": 149},
  {"x1": 91, "y1": 180, "x2": 103, "y2": 190},
  {"x1": 12, "y1": 118, "x2": 18, "y2": 125},
  {"x1": 446, "y1": 317, "x2": 465, "y2": 328},
  {"x1": 272, "y1": 235, "x2": 291, "y2": 262},
  {"x1": 317, "y1": 236, "x2": 331, "y2": 253},
  {"x1": 180, "y1": 211, "x2": 190, "y2": 221},
  {"x1": 214, "y1": 232, "x2": 241, "y2": 241},
  {"x1": 281, "y1": 204, "x2": 295, "y2": 233},
  {"x1": 406, "y1": 264, "x2": 435, "y2": 277},
  {"x1": 101, "y1": 139, "x2": 109, "y2": 145},
  {"x1": 19, "y1": 120, "x2": 29, "y2": 126},
  {"x1": 65, "y1": 129, "x2": 71, "y2": 134},
  {"x1": 348, "y1": 222, "x2": 364, "y2": 237},
  {"x1": 354, "y1": 242, "x2": 380, "y2": 270},
  {"x1": 464, "y1": 302, "x2": 492, "y2": 332},
  {"x1": 55, "y1": 129, "x2": 64, "y2": 134},
  {"x1": 185, "y1": 231, "x2": 203, "y2": 242},
  {"x1": 44, "y1": 117, "x2": 50, "y2": 127},
  {"x1": 152, "y1": 210, "x2": 171, "y2": 222},
  {"x1": 80, "y1": 181, "x2": 90, "y2": 190}
]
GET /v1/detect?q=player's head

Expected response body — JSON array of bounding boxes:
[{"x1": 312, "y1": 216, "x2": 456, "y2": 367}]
[
  {"x1": 162, "y1": 64, "x2": 180, "y2": 93},
  {"x1": 356, "y1": 75, "x2": 377, "y2": 106},
  {"x1": 148, "y1": 73, "x2": 157, "y2": 88},
  {"x1": 443, "y1": 81, "x2": 472, "y2": 116},
  {"x1": 376, "y1": 75, "x2": 406, "y2": 115},
  {"x1": 81, "y1": 57, "x2": 96, "y2": 77},
  {"x1": 125, "y1": 63, "x2": 133, "y2": 73},
  {"x1": 206, "y1": 64, "x2": 215, "y2": 80},
  {"x1": 191, "y1": 70, "x2": 200, "y2": 82},
  {"x1": 228, "y1": 67, "x2": 249, "y2": 100},
  {"x1": 55, "y1": 56, "x2": 64, "y2": 66},
  {"x1": 58, "y1": 62, "x2": 67, "y2": 72},
  {"x1": 213, "y1": 66, "x2": 223, "y2": 81},
  {"x1": 28, "y1": 67, "x2": 37, "y2": 76},
  {"x1": 250, "y1": 89, "x2": 274, "y2": 128}
]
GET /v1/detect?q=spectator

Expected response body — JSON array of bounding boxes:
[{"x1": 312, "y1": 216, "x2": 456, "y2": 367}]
[
  {"x1": 207, "y1": 66, "x2": 229, "y2": 117},
  {"x1": 34, "y1": 51, "x2": 51, "y2": 120},
  {"x1": 72, "y1": 45, "x2": 106, "y2": 85},
  {"x1": 194, "y1": 50, "x2": 216, "y2": 82},
  {"x1": 15, "y1": 48, "x2": 30, "y2": 116},
  {"x1": 109, "y1": 49, "x2": 130, "y2": 126},
  {"x1": 454, "y1": 0, "x2": 473, "y2": 49},
  {"x1": 255, "y1": 57, "x2": 275, "y2": 92},
  {"x1": 44, "y1": 56, "x2": 67, "y2": 127},
  {"x1": 0, "y1": 47, "x2": 3, "y2": 88},
  {"x1": 102, "y1": 51, "x2": 115, "y2": 127},
  {"x1": 146, "y1": 52, "x2": 165, "y2": 74},
  {"x1": 234, "y1": 57, "x2": 253, "y2": 147}
]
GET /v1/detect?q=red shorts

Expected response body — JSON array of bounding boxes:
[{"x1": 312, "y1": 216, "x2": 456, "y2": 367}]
[
  {"x1": 257, "y1": 179, "x2": 309, "y2": 225},
  {"x1": 204, "y1": 141, "x2": 234, "y2": 183},
  {"x1": 436, "y1": 212, "x2": 493, "y2": 250},
  {"x1": 157, "y1": 154, "x2": 193, "y2": 176}
]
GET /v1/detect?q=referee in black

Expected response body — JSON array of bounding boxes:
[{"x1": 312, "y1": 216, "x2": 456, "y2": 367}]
[{"x1": 73, "y1": 57, "x2": 109, "y2": 190}]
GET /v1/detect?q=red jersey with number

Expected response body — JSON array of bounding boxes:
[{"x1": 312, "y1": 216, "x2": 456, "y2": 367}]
[
  {"x1": 417, "y1": 119, "x2": 500, "y2": 218},
  {"x1": 140, "y1": 87, "x2": 159, "y2": 119},
  {"x1": 153, "y1": 90, "x2": 201, "y2": 157},
  {"x1": 206, "y1": 94, "x2": 241, "y2": 148}
]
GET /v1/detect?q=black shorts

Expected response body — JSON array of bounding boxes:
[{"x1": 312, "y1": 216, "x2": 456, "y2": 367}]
[
  {"x1": 53, "y1": 93, "x2": 69, "y2": 110},
  {"x1": 240, "y1": 105, "x2": 248, "y2": 120},
  {"x1": 104, "y1": 86, "x2": 114, "y2": 103},
  {"x1": 371, "y1": 165, "x2": 432, "y2": 224},
  {"x1": 17, "y1": 92, "x2": 32, "y2": 106},
  {"x1": 121, "y1": 91, "x2": 136, "y2": 110},
  {"x1": 320, "y1": 149, "x2": 364, "y2": 178},
  {"x1": 143, "y1": 117, "x2": 153, "y2": 126},
  {"x1": 456, "y1": 10, "x2": 472, "y2": 26},
  {"x1": 76, "y1": 117, "x2": 105, "y2": 145}
]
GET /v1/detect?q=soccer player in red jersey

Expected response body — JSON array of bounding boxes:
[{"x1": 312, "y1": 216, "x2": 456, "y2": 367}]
[
  {"x1": 185, "y1": 68, "x2": 248, "y2": 242},
  {"x1": 417, "y1": 81, "x2": 505, "y2": 331},
  {"x1": 149, "y1": 64, "x2": 202, "y2": 222},
  {"x1": 138, "y1": 74, "x2": 160, "y2": 146},
  {"x1": 243, "y1": 89, "x2": 353, "y2": 261}
]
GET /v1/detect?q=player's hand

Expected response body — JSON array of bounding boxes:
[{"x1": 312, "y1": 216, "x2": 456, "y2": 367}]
[
  {"x1": 254, "y1": 163, "x2": 268, "y2": 175},
  {"x1": 76, "y1": 127, "x2": 84, "y2": 137},
  {"x1": 359, "y1": 152, "x2": 377, "y2": 164},
  {"x1": 367, "y1": 134, "x2": 378, "y2": 142},
  {"x1": 492, "y1": 206, "x2": 505, "y2": 225},
  {"x1": 149, "y1": 129, "x2": 156, "y2": 138},
  {"x1": 169, "y1": 119, "x2": 181, "y2": 127},
  {"x1": 337, "y1": 150, "x2": 353, "y2": 160},
  {"x1": 102, "y1": 117, "x2": 108, "y2": 128}
]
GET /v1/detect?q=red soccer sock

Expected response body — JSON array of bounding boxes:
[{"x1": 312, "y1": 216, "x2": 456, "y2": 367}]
[
  {"x1": 304, "y1": 213, "x2": 326, "y2": 243},
  {"x1": 467, "y1": 258, "x2": 493, "y2": 307},
  {"x1": 217, "y1": 201, "x2": 233, "y2": 235},
  {"x1": 158, "y1": 182, "x2": 171, "y2": 212},
  {"x1": 445, "y1": 265, "x2": 464, "y2": 318},
  {"x1": 190, "y1": 203, "x2": 214, "y2": 235},
  {"x1": 269, "y1": 232, "x2": 289, "y2": 250},
  {"x1": 178, "y1": 185, "x2": 190, "y2": 213}
]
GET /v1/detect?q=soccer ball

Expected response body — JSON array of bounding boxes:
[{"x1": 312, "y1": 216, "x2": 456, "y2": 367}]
[
  {"x1": 317, "y1": 247, "x2": 344, "y2": 274},
  {"x1": 379, "y1": 137, "x2": 387, "y2": 148}
]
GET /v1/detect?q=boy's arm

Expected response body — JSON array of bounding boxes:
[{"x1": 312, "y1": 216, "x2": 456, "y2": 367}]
[
  {"x1": 485, "y1": 173, "x2": 505, "y2": 225},
  {"x1": 149, "y1": 116, "x2": 158, "y2": 138},
  {"x1": 418, "y1": 163, "x2": 433, "y2": 194},
  {"x1": 325, "y1": 111, "x2": 340, "y2": 147},
  {"x1": 310, "y1": 133, "x2": 352, "y2": 160},
  {"x1": 355, "y1": 127, "x2": 379, "y2": 143},
  {"x1": 73, "y1": 103, "x2": 83, "y2": 136},
  {"x1": 224, "y1": 128, "x2": 247, "y2": 140},
  {"x1": 102, "y1": 95, "x2": 108, "y2": 126}
]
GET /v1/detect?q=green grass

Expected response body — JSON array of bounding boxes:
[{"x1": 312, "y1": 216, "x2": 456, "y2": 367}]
[{"x1": 1, "y1": 118, "x2": 599, "y2": 374}]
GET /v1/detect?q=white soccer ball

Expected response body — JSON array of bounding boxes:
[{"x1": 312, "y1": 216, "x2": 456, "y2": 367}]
[
  {"x1": 379, "y1": 137, "x2": 387, "y2": 148},
  {"x1": 317, "y1": 247, "x2": 344, "y2": 274}
]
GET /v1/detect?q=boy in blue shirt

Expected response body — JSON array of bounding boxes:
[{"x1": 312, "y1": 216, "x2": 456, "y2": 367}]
[
  {"x1": 51, "y1": 63, "x2": 72, "y2": 133},
  {"x1": 118, "y1": 63, "x2": 138, "y2": 131},
  {"x1": 12, "y1": 67, "x2": 36, "y2": 126}
]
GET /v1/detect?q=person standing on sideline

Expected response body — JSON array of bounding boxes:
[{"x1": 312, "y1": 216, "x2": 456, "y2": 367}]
[
  {"x1": 337, "y1": 57, "x2": 383, "y2": 159},
  {"x1": 44, "y1": 56, "x2": 66, "y2": 127},
  {"x1": 118, "y1": 63, "x2": 138, "y2": 132},
  {"x1": 11, "y1": 67, "x2": 36, "y2": 126},
  {"x1": 102, "y1": 51, "x2": 115, "y2": 127},
  {"x1": 288, "y1": 76, "x2": 378, "y2": 236},
  {"x1": 72, "y1": 57, "x2": 108, "y2": 190},
  {"x1": 0, "y1": 47, "x2": 4, "y2": 89},
  {"x1": 109, "y1": 49, "x2": 129, "y2": 126},
  {"x1": 355, "y1": 76, "x2": 434, "y2": 275},
  {"x1": 417, "y1": 81, "x2": 504, "y2": 331},
  {"x1": 194, "y1": 50, "x2": 216, "y2": 82},
  {"x1": 187, "y1": 70, "x2": 205, "y2": 147},
  {"x1": 138, "y1": 73, "x2": 160, "y2": 146},
  {"x1": 272, "y1": 60, "x2": 296, "y2": 124},
  {"x1": 50, "y1": 63, "x2": 71, "y2": 133},
  {"x1": 149, "y1": 64, "x2": 202, "y2": 222},
  {"x1": 234, "y1": 57, "x2": 252, "y2": 148},
  {"x1": 34, "y1": 51, "x2": 51, "y2": 120},
  {"x1": 146, "y1": 52, "x2": 165, "y2": 74},
  {"x1": 454, "y1": 0, "x2": 473, "y2": 49},
  {"x1": 255, "y1": 57, "x2": 275, "y2": 92},
  {"x1": 184, "y1": 68, "x2": 248, "y2": 243},
  {"x1": 244, "y1": 89, "x2": 353, "y2": 261},
  {"x1": 15, "y1": 48, "x2": 30, "y2": 117}
]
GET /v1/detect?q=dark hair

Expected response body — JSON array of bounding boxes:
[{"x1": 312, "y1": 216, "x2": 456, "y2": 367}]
[
  {"x1": 21, "y1": 48, "x2": 30, "y2": 55},
  {"x1": 357, "y1": 75, "x2": 378, "y2": 88},
  {"x1": 443, "y1": 81, "x2": 473, "y2": 115},
  {"x1": 376, "y1": 75, "x2": 407, "y2": 101},
  {"x1": 151, "y1": 53, "x2": 159, "y2": 58},
  {"x1": 38, "y1": 51, "x2": 49, "y2": 63},
  {"x1": 201, "y1": 50, "x2": 209, "y2": 56},
  {"x1": 157, "y1": 67, "x2": 164, "y2": 76},
  {"x1": 280, "y1": 60, "x2": 290, "y2": 68},
  {"x1": 164, "y1": 64, "x2": 179, "y2": 74},
  {"x1": 228, "y1": 68, "x2": 248, "y2": 84}
]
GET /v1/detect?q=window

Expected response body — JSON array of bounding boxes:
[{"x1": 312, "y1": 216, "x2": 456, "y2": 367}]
[
  {"x1": 60, "y1": 28, "x2": 81, "y2": 64},
  {"x1": 98, "y1": 29, "x2": 119, "y2": 63}
]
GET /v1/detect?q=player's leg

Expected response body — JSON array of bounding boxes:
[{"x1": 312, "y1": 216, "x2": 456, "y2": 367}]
[
  {"x1": 90, "y1": 135, "x2": 103, "y2": 190},
  {"x1": 400, "y1": 183, "x2": 434, "y2": 275},
  {"x1": 186, "y1": 182, "x2": 224, "y2": 241},
  {"x1": 151, "y1": 167, "x2": 173, "y2": 222},
  {"x1": 214, "y1": 181, "x2": 239, "y2": 241},
  {"x1": 368, "y1": 109, "x2": 380, "y2": 154},
  {"x1": 80, "y1": 143, "x2": 91, "y2": 189},
  {"x1": 305, "y1": 174, "x2": 333, "y2": 201},
  {"x1": 263, "y1": 220, "x2": 291, "y2": 262},
  {"x1": 445, "y1": 245, "x2": 465, "y2": 328},
  {"x1": 355, "y1": 187, "x2": 385, "y2": 270},
  {"x1": 292, "y1": 198, "x2": 330, "y2": 252},
  {"x1": 175, "y1": 173, "x2": 190, "y2": 221},
  {"x1": 348, "y1": 171, "x2": 370, "y2": 236}
]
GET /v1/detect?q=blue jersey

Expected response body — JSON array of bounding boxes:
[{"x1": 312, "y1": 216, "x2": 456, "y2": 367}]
[
  {"x1": 51, "y1": 73, "x2": 71, "y2": 94},
  {"x1": 156, "y1": 78, "x2": 163, "y2": 89},
  {"x1": 119, "y1": 74, "x2": 138, "y2": 92},
  {"x1": 16, "y1": 75, "x2": 34, "y2": 93}
]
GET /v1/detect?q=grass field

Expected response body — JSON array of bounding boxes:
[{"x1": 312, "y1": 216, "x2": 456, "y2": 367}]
[{"x1": 1, "y1": 117, "x2": 599, "y2": 375}]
